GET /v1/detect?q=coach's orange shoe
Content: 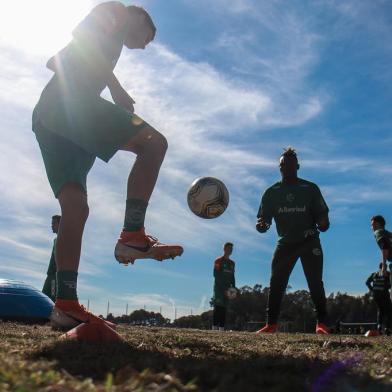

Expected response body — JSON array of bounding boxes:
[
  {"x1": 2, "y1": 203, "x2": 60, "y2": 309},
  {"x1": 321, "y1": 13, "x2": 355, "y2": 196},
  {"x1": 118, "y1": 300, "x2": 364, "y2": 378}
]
[
  {"x1": 316, "y1": 323, "x2": 330, "y2": 335},
  {"x1": 114, "y1": 228, "x2": 183, "y2": 265},
  {"x1": 51, "y1": 299, "x2": 116, "y2": 331},
  {"x1": 256, "y1": 324, "x2": 278, "y2": 334}
]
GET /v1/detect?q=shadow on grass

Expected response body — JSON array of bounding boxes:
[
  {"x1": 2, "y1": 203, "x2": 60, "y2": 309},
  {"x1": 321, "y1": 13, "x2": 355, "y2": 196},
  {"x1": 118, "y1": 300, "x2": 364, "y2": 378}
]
[
  {"x1": 31, "y1": 339, "x2": 389, "y2": 392},
  {"x1": 295, "y1": 339, "x2": 373, "y2": 350}
]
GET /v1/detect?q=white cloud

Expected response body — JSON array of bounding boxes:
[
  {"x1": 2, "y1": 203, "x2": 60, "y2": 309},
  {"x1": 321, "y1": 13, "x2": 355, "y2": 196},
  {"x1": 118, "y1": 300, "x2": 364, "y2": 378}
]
[{"x1": 193, "y1": 0, "x2": 326, "y2": 124}]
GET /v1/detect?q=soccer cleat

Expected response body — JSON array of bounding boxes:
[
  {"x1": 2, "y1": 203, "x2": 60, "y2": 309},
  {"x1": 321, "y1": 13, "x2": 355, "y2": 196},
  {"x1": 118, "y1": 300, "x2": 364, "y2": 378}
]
[
  {"x1": 316, "y1": 323, "x2": 330, "y2": 335},
  {"x1": 114, "y1": 228, "x2": 183, "y2": 265},
  {"x1": 51, "y1": 299, "x2": 116, "y2": 331},
  {"x1": 256, "y1": 324, "x2": 278, "y2": 334}
]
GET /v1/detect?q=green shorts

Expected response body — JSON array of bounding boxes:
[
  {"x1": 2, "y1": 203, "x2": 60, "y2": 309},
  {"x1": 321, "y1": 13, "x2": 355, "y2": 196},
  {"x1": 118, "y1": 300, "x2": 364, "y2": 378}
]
[{"x1": 33, "y1": 75, "x2": 149, "y2": 197}]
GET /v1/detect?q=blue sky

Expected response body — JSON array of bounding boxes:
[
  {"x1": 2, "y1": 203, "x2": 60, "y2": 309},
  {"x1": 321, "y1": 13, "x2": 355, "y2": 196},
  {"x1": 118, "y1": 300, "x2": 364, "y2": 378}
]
[{"x1": 1, "y1": 0, "x2": 392, "y2": 320}]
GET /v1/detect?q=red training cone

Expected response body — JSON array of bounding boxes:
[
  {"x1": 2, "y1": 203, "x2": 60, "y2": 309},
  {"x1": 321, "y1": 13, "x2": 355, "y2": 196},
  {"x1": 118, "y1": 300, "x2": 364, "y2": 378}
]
[
  {"x1": 364, "y1": 329, "x2": 380, "y2": 337},
  {"x1": 60, "y1": 322, "x2": 122, "y2": 342}
]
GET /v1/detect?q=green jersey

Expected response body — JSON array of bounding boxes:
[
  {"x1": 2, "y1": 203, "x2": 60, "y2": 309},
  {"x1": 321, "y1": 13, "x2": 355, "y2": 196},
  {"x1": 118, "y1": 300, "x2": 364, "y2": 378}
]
[
  {"x1": 258, "y1": 178, "x2": 329, "y2": 244},
  {"x1": 32, "y1": 2, "x2": 147, "y2": 172},
  {"x1": 213, "y1": 256, "x2": 235, "y2": 306},
  {"x1": 374, "y1": 229, "x2": 392, "y2": 261},
  {"x1": 46, "y1": 2, "x2": 127, "y2": 95}
]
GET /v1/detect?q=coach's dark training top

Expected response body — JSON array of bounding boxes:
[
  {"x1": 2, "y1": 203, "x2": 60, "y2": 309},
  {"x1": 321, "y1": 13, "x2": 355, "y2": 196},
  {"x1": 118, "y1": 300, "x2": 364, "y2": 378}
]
[{"x1": 258, "y1": 178, "x2": 329, "y2": 244}]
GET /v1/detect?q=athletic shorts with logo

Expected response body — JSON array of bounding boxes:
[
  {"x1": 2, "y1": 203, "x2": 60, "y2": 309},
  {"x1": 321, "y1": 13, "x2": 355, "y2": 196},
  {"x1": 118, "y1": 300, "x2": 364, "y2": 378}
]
[{"x1": 32, "y1": 74, "x2": 149, "y2": 197}]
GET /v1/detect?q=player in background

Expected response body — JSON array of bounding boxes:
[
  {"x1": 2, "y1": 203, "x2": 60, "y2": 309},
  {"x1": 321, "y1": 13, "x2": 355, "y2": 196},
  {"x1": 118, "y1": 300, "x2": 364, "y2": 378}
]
[
  {"x1": 212, "y1": 242, "x2": 236, "y2": 331},
  {"x1": 32, "y1": 2, "x2": 183, "y2": 330},
  {"x1": 371, "y1": 215, "x2": 392, "y2": 274},
  {"x1": 42, "y1": 215, "x2": 61, "y2": 302},
  {"x1": 255, "y1": 148, "x2": 330, "y2": 334},
  {"x1": 366, "y1": 263, "x2": 392, "y2": 335},
  {"x1": 390, "y1": 264, "x2": 392, "y2": 301}
]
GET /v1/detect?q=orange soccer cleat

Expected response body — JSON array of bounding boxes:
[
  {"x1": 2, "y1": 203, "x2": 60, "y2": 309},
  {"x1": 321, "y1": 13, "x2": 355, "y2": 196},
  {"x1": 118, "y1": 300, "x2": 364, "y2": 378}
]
[
  {"x1": 315, "y1": 323, "x2": 330, "y2": 335},
  {"x1": 51, "y1": 299, "x2": 116, "y2": 331},
  {"x1": 114, "y1": 228, "x2": 183, "y2": 265},
  {"x1": 256, "y1": 323, "x2": 278, "y2": 334}
]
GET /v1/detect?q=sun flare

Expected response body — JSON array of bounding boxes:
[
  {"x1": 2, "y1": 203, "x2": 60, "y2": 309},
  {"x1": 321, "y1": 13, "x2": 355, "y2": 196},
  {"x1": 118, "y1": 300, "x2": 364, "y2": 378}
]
[{"x1": 0, "y1": 0, "x2": 93, "y2": 56}]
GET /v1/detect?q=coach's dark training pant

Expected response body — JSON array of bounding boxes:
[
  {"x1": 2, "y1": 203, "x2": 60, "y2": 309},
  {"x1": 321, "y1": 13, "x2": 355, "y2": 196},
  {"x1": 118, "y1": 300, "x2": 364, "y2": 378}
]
[
  {"x1": 213, "y1": 305, "x2": 227, "y2": 328},
  {"x1": 373, "y1": 291, "x2": 392, "y2": 330},
  {"x1": 266, "y1": 237, "x2": 327, "y2": 324}
]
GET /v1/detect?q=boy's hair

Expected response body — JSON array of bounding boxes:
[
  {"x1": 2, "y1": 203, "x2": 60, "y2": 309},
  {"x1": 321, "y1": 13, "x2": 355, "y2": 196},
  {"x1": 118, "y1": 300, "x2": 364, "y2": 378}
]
[
  {"x1": 281, "y1": 147, "x2": 298, "y2": 160},
  {"x1": 127, "y1": 6, "x2": 156, "y2": 41},
  {"x1": 371, "y1": 215, "x2": 386, "y2": 227},
  {"x1": 52, "y1": 215, "x2": 61, "y2": 222},
  {"x1": 224, "y1": 242, "x2": 233, "y2": 249}
]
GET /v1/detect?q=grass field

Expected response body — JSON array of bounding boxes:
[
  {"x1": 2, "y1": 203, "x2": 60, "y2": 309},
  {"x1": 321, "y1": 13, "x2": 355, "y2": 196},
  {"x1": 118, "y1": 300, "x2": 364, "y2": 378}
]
[{"x1": 0, "y1": 322, "x2": 391, "y2": 391}]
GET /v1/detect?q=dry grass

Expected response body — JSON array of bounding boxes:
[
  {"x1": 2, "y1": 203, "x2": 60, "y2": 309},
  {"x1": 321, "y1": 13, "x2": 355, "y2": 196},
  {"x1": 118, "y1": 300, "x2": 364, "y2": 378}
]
[{"x1": 0, "y1": 322, "x2": 391, "y2": 391}]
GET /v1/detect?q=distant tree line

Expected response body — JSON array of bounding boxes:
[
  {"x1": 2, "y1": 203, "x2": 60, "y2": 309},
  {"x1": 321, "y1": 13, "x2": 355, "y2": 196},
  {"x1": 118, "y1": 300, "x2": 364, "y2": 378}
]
[
  {"x1": 173, "y1": 285, "x2": 378, "y2": 332},
  {"x1": 105, "y1": 309, "x2": 170, "y2": 326},
  {"x1": 104, "y1": 285, "x2": 379, "y2": 333},
  {"x1": 102, "y1": 285, "x2": 377, "y2": 332}
]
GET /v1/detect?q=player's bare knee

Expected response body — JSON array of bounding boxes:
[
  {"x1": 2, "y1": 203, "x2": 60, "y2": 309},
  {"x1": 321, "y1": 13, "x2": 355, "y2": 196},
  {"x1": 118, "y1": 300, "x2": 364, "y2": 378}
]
[
  {"x1": 153, "y1": 131, "x2": 168, "y2": 156},
  {"x1": 77, "y1": 202, "x2": 89, "y2": 222},
  {"x1": 122, "y1": 127, "x2": 167, "y2": 157},
  {"x1": 71, "y1": 196, "x2": 89, "y2": 220},
  {"x1": 140, "y1": 128, "x2": 167, "y2": 161},
  {"x1": 61, "y1": 198, "x2": 89, "y2": 222},
  {"x1": 58, "y1": 183, "x2": 89, "y2": 221}
]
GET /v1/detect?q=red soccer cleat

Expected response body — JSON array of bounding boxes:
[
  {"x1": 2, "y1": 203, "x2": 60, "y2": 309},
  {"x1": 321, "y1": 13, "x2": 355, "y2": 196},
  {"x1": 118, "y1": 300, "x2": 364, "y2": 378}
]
[
  {"x1": 51, "y1": 299, "x2": 116, "y2": 331},
  {"x1": 316, "y1": 323, "x2": 330, "y2": 335},
  {"x1": 60, "y1": 322, "x2": 122, "y2": 342},
  {"x1": 256, "y1": 324, "x2": 278, "y2": 334},
  {"x1": 114, "y1": 228, "x2": 183, "y2": 265}
]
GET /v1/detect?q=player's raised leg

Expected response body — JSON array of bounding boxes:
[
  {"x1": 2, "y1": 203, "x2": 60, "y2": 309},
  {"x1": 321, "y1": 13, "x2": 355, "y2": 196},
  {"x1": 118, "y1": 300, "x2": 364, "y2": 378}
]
[{"x1": 114, "y1": 125, "x2": 183, "y2": 265}]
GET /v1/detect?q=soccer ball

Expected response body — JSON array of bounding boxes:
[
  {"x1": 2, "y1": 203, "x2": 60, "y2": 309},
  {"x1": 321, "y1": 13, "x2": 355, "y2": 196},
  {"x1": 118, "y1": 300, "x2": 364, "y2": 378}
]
[
  {"x1": 226, "y1": 287, "x2": 237, "y2": 300},
  {"x1": 187, "y1": 177, "x2": 229, "y2": 219}
]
